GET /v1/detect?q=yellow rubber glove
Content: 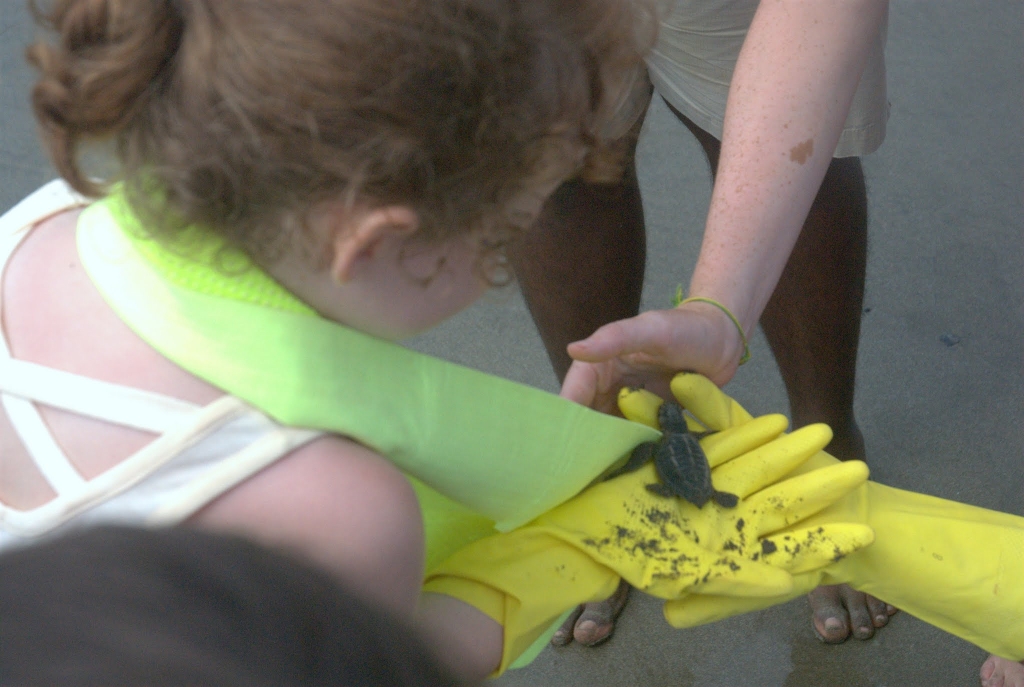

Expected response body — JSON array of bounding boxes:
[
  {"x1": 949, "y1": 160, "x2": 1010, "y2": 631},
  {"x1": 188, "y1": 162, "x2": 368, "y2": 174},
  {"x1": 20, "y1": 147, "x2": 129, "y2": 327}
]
[
  {"x1": 423, "y1": 397, "x2": 874, "y2": 674},
  {"x1": 657, "y1": 373, "x2": 1024, "y2": 661}
]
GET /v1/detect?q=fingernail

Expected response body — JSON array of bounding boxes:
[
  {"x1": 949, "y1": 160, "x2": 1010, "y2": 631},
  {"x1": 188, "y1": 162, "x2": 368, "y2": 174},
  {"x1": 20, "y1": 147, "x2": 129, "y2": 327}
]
[
  {"x1": 875, "y1": 614, "x2": 887, "y2": 624},
  {"x1": 824, "y1": 618, "x2": 844, "y2": 633}
]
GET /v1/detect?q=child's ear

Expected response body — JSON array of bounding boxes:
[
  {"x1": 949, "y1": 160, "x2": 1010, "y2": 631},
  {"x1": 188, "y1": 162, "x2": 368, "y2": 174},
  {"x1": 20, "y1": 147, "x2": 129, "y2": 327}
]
[{"x1": 329, "y1": 206, "x2": 419, "y2": 284}]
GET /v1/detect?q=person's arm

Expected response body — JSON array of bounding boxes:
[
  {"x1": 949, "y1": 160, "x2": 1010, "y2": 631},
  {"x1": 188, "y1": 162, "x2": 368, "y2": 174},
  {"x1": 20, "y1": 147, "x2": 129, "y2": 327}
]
[
  {"x1": 564, "y1": 0, "x2": 889, "y2": 404},
  {"x1": 690, "y1": 0, "x2": 888, "y2": 345}
]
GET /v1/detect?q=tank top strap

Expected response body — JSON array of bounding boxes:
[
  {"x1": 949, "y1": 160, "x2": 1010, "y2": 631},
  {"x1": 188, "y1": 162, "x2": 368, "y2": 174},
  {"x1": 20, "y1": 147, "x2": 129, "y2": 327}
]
[{"x1": 0, "y1": 181, "x2": 206, "y2": 497}]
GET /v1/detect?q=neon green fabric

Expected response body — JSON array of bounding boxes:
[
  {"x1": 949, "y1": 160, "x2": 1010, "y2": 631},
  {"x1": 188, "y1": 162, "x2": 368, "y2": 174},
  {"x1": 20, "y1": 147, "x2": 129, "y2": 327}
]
[{"x1": 75, "y1": 192, "x2": 659, "y2": 574}]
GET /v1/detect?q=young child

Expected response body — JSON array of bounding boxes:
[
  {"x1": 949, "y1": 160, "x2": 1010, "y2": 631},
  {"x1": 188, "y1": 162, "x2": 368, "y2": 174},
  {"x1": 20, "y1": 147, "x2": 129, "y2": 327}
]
[
  {"x1": 11, "y1": 0, "x2": 1019, "y2": 682},
  {"x1": 2, "y1": 0, "x2": 657, "y2": 679}
]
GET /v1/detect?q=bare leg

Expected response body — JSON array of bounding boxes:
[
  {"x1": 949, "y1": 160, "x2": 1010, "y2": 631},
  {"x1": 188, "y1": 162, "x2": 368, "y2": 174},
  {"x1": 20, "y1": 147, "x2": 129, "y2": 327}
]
[
  {"x1": 981, "y1": 656, "x2": 1024, "y2": 687},
  {"x1": 760, "y1": 155, "x2": 867, "y2": 463},
  {"x1": 508, "y1": 125, "x2": 647, "y2": 647},
  {"x1": 509, "y1": 156, "x2": 646, "y2": 380},
  {"x1": 667, "y1": 99, "x2": 896, "y2": 643}
]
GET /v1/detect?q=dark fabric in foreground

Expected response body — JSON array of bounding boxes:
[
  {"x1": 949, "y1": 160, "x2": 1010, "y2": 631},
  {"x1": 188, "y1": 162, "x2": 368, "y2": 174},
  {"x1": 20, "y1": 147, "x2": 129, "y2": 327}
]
[{"x1": 0, "y1": 525, "x2": 462, "y2": 686}]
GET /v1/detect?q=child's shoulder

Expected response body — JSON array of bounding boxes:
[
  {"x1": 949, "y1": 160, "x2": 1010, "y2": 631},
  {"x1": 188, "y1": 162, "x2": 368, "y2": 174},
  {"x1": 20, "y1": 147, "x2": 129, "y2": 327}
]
[{"x1": 0, "y1": 181, "x2": 86, "y2": 236}]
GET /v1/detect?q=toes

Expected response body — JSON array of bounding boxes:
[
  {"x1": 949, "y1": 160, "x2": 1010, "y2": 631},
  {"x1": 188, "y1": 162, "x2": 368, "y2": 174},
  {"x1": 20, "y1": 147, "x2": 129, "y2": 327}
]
[
  {"x1": 550, "y1": 605, "x2": 584, "y2": 646},
  {"x1": 571, "y1": 604, "x2": 615, "y2": 647},
  {"x1": 865, "y1": 594, "x2": 896, "y2": 628},
  {"x1": 809, "y1": 585, "x2": 897, "y2": 644},
  {"x1": 573, "y1": 581, "x2": 630, "y2": 647},
  {"x1": 808, "y1": 585, "x2": 851, "y2": 643},
  {"x1": 980, "y1": 655, "x2": 1000, "y2": 687},
  {"x1": 838, "y1": 586, "x2": 876, "y2": 640},
  {"x1": 981, "y1": 655, "x2": 997, "y2": 680},
  {"x1": 550, "y1": 582, "x2": 631, "y2": 648},
  {"x1": 980, "y1": 656, "x2": 1024, "y2": 687}
]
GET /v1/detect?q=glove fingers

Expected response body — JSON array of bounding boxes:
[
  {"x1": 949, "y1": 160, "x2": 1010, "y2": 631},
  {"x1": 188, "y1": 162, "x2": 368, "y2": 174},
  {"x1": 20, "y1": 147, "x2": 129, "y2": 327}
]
[
  {"x1": 747, "y1": 461, "x2": 870, "y2": 534},
  {"x1": 701, "y1": 414, "x2": 789, "y2": 469},
  {"x1": 613, "y1": 387, "x2": 711, "y2": 435},
  {"x1": 614, "y1": 385, "x2": 713, "y2": 436},
  {"x1": 670, "y1": 373, "x2": 754, "y2": 430},
  {"x1": 618, "y1": 386, "x2": 788, "y2": 470},
  {"x1": 617, "y1": 386, "x2": 662, "y2": 429},
  {"x1": 711, "y1": 424, "x2": 833, "y2": 497},
  {"x1": 758, "y1": 523, "x2": 875, "y2": 575},
  {"x1": 689, "y1": 557, "x2": 793, "y2": 597}
]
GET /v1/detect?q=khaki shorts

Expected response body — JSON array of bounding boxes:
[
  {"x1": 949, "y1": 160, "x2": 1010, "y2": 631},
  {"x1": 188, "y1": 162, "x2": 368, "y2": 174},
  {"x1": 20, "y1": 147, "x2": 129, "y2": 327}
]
[{"x1": 611, "y1": 0, "x2": 889, "y2": 158}]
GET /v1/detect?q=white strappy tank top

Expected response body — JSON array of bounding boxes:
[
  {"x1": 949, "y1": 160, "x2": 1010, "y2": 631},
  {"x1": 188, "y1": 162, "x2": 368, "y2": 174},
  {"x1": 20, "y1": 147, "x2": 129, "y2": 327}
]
[{"x1": 0, "y1": 181, "x2": 321, "y2": 549}]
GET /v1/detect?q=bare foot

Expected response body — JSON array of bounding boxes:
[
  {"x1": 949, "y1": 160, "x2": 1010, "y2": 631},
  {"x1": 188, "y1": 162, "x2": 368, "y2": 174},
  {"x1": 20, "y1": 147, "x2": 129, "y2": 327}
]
[
  {"x1": 980, "y1": 655, "x2": 1024, "y2": 687},
  {"x1": 550, "y1": 579, "x2": 630, "y2": 647},
  {"x1": 809, "y1": 583, "x2": 897, "y2": 642},
  {"x1": 804, "y1": 425, "x2": 896, "y2": 642}
]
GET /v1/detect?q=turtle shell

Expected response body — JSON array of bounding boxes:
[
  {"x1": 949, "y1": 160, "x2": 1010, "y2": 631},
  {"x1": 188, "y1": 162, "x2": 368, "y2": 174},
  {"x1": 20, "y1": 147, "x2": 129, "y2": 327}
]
[
  {"x1": 649, "y1": 432, "x2": 716, "y2": 506},
  {"x1": 648, "y1": 403, "x2": 738, "y2": 508},
  {"x1": 610, "y1": 400, "x2": 738, "y2": 508}
]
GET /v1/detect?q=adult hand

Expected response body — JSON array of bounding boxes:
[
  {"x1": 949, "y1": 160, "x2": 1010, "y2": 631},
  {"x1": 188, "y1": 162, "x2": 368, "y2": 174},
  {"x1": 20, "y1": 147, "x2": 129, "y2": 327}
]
[{"x1": 561, "y1": 299, "x2": 747, "y2": 412}]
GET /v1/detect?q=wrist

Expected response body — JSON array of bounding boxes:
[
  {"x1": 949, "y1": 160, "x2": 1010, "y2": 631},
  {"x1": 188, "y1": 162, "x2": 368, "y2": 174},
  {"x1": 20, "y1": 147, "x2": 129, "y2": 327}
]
[{"x1": 675, "y1": 296, "x2": 750, "y2": 369}]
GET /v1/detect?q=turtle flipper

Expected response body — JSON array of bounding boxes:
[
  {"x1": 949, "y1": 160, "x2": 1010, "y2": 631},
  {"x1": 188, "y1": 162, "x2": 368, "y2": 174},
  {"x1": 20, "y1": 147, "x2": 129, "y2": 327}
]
[
  {"x1": 606, "y1": 441, "x2": 657, "y2": 480},
  {"x1": 713, "y1": 490, "x2": 739, "y2": 508},
  {"x1": 644, "y1": 482, "x2": 676, "y2": 498}
]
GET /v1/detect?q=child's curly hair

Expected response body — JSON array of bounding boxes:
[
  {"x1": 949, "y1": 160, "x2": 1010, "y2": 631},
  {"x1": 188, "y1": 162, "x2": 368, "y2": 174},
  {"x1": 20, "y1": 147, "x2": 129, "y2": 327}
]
[{"x1": 27, "y1": 0, "x2": 653, "y2": 271}]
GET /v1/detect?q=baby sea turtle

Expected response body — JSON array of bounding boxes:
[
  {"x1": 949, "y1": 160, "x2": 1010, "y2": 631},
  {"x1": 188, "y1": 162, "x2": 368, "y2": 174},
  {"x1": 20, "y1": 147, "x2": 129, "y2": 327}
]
[{"x1": 612, "y1": 400, "x2": 738, "y2": 508}]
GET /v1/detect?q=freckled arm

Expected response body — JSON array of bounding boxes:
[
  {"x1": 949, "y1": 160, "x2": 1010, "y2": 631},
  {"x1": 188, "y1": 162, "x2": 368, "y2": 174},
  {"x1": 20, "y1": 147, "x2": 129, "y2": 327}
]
[{"x1": 688, "y1": 0, "x2": 889, "y2": 335}]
